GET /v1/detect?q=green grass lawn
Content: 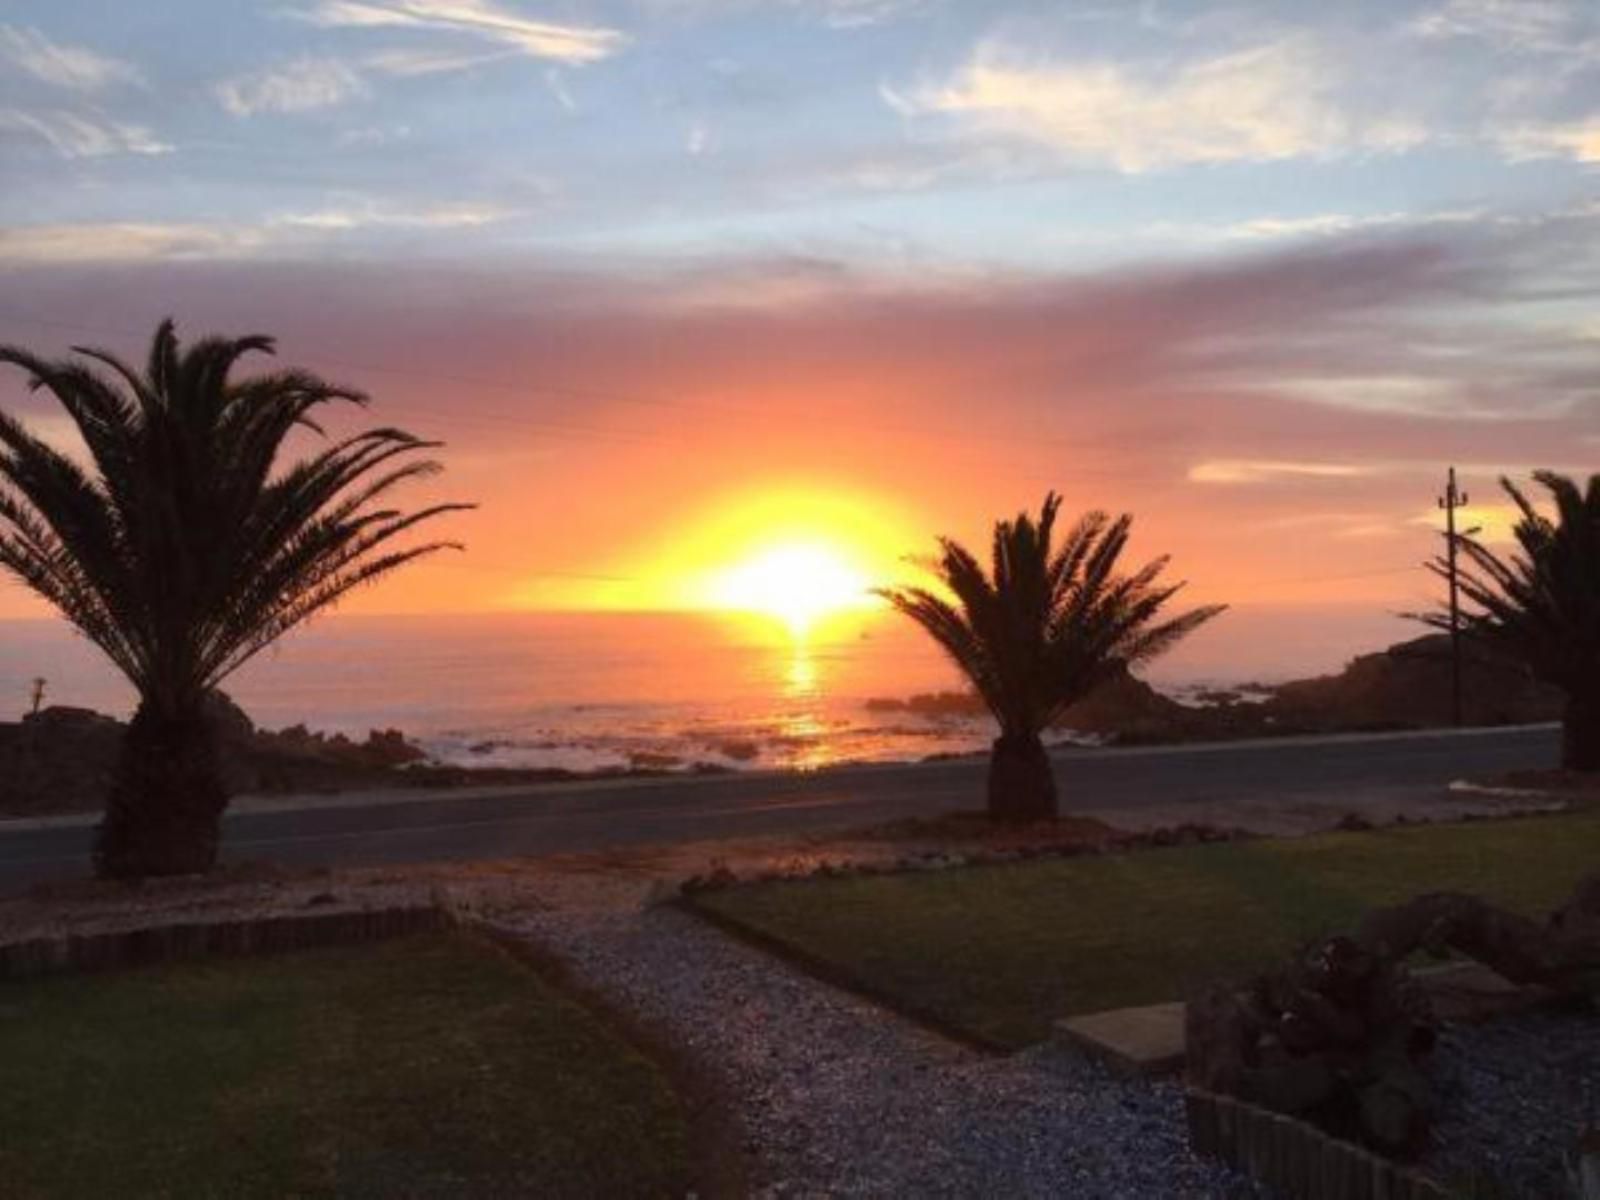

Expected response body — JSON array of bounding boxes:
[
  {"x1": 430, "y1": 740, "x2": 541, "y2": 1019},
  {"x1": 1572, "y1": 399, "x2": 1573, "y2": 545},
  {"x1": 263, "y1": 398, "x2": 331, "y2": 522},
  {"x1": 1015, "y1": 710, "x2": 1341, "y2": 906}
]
[
  {"x1": 0, "y1": 933, "x2": 691, "y2": 1199},
  {"x1": 692, "y1": 810, "x2": 1600, "y2": 1049}
]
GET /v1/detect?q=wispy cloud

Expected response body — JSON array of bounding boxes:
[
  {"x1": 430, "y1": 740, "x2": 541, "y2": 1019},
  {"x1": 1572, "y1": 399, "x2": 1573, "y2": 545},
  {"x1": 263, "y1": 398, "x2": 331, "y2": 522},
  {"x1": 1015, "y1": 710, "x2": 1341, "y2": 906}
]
[
  {"x1": 0, "y1": 26, "x2": 143, "y2": 91},
  {"x1": 361, "y1": 46, "x2": 508, "y2": 75},
  {"x1": 291, "y1": 1, "x2": 626, "y2": 65},
  {"x1": 271, "y1": 200, "x2": 513, "y2": 229},
  {"x1": 813, "y1": 0, "x2": 928, "y2": 29},
  {"x1": 1190, "y1": 460, "x2": 1380, "y2": 485},
  {"x1": 217, "y1": 56, "x2": 369, "y2": 116},
  {"x1": 1408, "y1": 0, "x2": 1595, "y2": 57},
  {"x1": 1495, "y1": 116, "x2": 1600, "y2": 163},
  {"x1": 638, "y1": 0, "x2": 927, "y2": 29},
  {"x1": 1140, "y1": 207, "x2": 1488, "y2": 246},
  {"x1": 0, "y1": 202, "x2": 513, "y2": 263},
  {"x1": 0, "y1": 222, "x2": 258, "y2": 263},
  {"x1": 886, "y1": 38, "x2": 1422, "y2": 172},
  {"x1": 0, "y1": 108, "x2": 170, "y2": 157},
  {"x1": 1264, "y1": 374, "x2": 1582, "y2": 421}
]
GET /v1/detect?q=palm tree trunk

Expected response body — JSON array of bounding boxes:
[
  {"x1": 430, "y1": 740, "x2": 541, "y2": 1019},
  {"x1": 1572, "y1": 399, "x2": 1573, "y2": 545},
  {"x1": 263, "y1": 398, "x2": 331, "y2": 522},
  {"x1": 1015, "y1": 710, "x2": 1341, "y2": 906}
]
[
  {"x1": 1563, "y1": 687, "x2": 1600, "y2": 773},
  {"x1": 987, "y1": 732, "x2": 1058, "y2": 823},
  {"x1": 93, "y1": 702, "x2": 229, "y2": 879}
]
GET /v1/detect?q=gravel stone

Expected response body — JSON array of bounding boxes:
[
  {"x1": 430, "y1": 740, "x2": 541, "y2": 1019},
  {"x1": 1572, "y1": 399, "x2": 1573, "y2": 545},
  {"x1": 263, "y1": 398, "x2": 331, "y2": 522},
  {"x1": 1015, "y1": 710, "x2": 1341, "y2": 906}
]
[
  {"x1": 1426, "y1": 1010, "x2": 1600, "y2": 1197},
  {"x1": 502, "y1": 905, "x2": 1263, "y2": 1197}
]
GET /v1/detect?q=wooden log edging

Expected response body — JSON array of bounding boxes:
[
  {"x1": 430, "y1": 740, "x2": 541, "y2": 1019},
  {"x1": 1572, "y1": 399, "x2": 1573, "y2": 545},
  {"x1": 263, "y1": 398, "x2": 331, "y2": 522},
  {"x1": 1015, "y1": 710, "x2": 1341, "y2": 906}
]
[
  {"x1": 0, "y1": 905, "x2": 451, "y2": 982},
  {"x1": 1185, "y1": 1088, "x2": 1450, "y2": 1200}
]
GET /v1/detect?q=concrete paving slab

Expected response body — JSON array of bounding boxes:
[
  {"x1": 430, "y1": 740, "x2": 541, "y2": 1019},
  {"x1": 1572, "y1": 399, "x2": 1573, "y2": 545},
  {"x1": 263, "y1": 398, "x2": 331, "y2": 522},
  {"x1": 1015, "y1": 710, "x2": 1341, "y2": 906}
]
[{"x1": 1054, "y1": 1000, "x2": 1187, "y2": 1076}]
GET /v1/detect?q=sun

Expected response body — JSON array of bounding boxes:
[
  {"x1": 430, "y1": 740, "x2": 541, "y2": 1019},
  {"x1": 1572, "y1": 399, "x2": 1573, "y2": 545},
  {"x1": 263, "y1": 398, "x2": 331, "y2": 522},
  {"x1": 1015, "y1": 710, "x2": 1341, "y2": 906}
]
[{"x1": 707, "y1": 542, "x2": 874, "y2": 634}]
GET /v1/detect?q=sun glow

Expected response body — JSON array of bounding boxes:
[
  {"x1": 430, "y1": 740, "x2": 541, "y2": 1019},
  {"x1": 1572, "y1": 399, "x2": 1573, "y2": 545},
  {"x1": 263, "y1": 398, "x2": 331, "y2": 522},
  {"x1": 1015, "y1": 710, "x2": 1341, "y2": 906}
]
[{"x1": 707, "y1": 542, "x2": 875, "y2": 634}]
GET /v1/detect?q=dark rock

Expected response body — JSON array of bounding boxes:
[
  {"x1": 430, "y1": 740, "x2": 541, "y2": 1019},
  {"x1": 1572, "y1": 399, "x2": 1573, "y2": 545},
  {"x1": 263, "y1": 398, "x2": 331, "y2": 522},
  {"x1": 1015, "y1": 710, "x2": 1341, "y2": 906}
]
[
  {"x1": 22, "y1": 705, "x2": 117, "y2": 729},
  {"x1": 0, "y1": 694, "x2": 435, "y2": 817},
  {"x1": 867, "y1": 632, "x2": 1562, "y2": 747},
  {"x1": 1266, "y1": 634, "x2": 1562, "y2": 731}
]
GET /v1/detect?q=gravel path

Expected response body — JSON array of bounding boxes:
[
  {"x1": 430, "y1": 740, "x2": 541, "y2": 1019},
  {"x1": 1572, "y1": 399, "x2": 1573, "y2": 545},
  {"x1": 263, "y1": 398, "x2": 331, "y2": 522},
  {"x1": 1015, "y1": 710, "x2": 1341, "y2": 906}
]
[
  {"x1": 501, "y1": 905, "x2": 1259, "y2": 1198},
  {"x1": 1428, "y1": 1010, "x2": 1600, "y2": 1197}
]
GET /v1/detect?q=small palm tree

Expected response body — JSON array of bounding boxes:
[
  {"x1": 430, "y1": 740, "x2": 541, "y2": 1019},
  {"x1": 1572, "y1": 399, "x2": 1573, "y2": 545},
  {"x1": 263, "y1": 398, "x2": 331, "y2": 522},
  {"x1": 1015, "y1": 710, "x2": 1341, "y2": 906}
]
[
  {"x1": 0, "y1": 320, "x2": 470, "y2": 878},
  {"x1": 880, "y1": 493, "x2": 1224, "y2": 822},
  {"x1": 1423, "y1": 471, "x2": 1600, "y2": 772}
]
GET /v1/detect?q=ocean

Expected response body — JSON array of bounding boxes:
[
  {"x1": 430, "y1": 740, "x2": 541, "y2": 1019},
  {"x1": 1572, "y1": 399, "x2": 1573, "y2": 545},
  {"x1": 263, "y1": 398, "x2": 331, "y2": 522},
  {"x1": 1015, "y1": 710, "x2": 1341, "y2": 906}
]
[{"x1": 0, "y1": 606, "x2": 1415, "y2": 773}]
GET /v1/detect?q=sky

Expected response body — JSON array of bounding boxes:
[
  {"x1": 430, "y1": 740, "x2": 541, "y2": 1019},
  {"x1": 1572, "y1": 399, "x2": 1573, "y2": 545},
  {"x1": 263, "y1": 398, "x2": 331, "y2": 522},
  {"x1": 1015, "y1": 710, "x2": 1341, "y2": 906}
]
[{"x1": 0, "y1": 0, "x2": 1597, "y2": 657}]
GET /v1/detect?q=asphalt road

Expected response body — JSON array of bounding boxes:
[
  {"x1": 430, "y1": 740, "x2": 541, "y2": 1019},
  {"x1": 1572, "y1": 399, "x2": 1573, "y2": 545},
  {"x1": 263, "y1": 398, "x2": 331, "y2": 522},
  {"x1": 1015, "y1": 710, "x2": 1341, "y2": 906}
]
[{"x1": 0, "y1": 725, "x2": 1561, "y2": 892}]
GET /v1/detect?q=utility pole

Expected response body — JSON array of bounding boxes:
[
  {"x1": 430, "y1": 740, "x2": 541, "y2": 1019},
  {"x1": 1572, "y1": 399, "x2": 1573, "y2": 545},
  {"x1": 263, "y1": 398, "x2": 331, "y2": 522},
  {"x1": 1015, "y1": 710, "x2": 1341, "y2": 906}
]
[
  {"x1": 1438, "y1": 467, "x2": 1468, "y2": 727},
  {"x1": 28, "y1": 676, "x2": 45, "y2": 717}
]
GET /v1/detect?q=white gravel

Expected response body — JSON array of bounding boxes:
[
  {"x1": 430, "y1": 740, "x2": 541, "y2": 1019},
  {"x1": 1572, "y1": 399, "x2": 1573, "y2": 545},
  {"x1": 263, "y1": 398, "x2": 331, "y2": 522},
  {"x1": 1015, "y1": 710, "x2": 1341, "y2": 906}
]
[{"x1": 499, "y1": 905, "x2": 1261, "y2": 1198}]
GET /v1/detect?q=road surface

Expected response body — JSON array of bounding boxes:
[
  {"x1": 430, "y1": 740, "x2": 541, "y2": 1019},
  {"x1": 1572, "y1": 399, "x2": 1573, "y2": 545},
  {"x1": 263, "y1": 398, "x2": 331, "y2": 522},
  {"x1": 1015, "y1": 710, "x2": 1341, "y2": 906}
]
[{"x1": 0, "y1": 725, "x2": 1562, "y2": 892}]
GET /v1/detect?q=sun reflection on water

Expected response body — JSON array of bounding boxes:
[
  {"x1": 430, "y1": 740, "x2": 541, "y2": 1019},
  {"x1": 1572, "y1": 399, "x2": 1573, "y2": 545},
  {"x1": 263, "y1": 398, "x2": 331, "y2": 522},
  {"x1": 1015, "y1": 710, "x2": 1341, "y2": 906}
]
[{"x1": 714, "y1": 609, "x2": 888, "y2": 771}]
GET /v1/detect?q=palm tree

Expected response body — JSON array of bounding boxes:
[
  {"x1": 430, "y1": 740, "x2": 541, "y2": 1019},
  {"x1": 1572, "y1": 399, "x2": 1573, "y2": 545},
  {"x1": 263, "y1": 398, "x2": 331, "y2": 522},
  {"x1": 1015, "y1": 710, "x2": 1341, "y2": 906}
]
[
  {"x1": 0, "y1": 320, "x2": 470, "y2": 878},
  {"x1": 1423, "y1": 471, "x2": 1600, "y2": 772},
  {"x1": 880, "y1": 493, "x2": 1224, "y2": 822}
]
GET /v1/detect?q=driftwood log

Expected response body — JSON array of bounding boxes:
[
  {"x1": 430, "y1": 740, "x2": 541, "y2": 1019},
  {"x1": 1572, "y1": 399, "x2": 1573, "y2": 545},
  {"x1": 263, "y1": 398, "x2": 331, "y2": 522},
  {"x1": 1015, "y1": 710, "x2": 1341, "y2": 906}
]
[
  {"x1": 1187, "y1": 872, "x2": 1600, "y2": 1160},
  {"x1": 1357, "y1": 873, "x2": 1600, "y2": 994}
]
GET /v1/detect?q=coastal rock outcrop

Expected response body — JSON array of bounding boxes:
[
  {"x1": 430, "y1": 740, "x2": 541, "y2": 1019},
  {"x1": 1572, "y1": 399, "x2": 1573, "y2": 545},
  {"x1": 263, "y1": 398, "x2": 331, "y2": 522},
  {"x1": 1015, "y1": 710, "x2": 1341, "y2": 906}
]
[
  {"x1": 866, "y1": 633, "x2": 1563, "y2": 746},
  {"x1": 0, "y1": 696, "x2": 433, "y2": 817}
]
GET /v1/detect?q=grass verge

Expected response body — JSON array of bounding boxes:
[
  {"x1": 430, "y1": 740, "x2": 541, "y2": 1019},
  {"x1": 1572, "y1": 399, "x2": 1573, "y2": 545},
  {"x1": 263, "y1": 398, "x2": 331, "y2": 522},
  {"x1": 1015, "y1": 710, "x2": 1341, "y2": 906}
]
[
  {"x1": 689, "y1": 810, "x2": 1600, "y2": 1049},
  {"x1": 0, "y1": 931, "x2": 691, "y2": 1199}
]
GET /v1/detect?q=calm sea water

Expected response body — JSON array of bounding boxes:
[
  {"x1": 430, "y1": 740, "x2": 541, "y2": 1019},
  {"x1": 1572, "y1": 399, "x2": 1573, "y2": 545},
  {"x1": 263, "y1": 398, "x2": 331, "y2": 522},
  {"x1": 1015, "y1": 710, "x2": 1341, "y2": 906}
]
[{"x1": 0, "y1": 606, "x2": 1414, "y2": 773}]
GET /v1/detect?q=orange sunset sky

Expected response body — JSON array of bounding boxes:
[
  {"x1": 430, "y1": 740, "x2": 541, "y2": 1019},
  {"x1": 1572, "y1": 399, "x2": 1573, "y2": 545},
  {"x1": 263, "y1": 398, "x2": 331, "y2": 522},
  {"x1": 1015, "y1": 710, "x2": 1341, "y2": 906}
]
[{"x1": 1, "y1": 0, "x2": 1596, "y2": 665}]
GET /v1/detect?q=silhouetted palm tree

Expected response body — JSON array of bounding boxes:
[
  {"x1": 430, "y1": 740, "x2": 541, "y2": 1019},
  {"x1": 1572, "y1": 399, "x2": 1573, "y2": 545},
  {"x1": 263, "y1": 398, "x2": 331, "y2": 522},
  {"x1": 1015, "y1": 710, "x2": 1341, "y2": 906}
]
[
  {"x1": 880, "y1": 493, "x2": 1224, "y2": 822},
  {"x1": 0, "y1": 320, "x2": 470, "y2": 877},
  {"x1": 1423, "y1": 471, "x2": 1600, "y2": 772}
]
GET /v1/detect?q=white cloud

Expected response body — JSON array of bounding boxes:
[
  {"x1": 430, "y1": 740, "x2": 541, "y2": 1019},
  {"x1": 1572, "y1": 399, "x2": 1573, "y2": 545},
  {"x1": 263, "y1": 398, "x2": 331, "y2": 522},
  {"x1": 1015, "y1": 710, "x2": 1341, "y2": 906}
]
[
  {"x1": 271, "y1": 201, "x2": 512, "y2": 229},
  {"x1": 1408, "y1": 0, "x2": 1591, "y2": 55},
  {"x1": 637, "y1": 0, "x2": 926, "y2": 28},
  {"x1": 362, "y1": 46, "x2": 507, "y2": 75},
  {"x1": 1496, "y1": 116, "x2": 1600, "y2": 163},
  {"x1": 1268, "y1": 375, "x2": 1579, "y2": 421},
  {"x1": 0, "y1": 203, "x2": 512, "y2": 264},
  {"x1": 888, "y1": 38, "x2": 1413, "y2": 172},
  {"x1": 217, "y1": 56, "x2": 368, "y2": 116},
  {"x1": 0, "y1": 222, "x2": 260, "y2": 263},
  {"x1": 291, "y1": 1, "x2": 626, "y2": 65},
  {"x1": 0, "y1": 26, "x2": 142, "y2": 91},
  {"x1": 813, "y1": 0, "x2": 927, "y2": 29},
  {"x1": 1190, "y1": 460, "x2": 1379, "y2": 485},
  {"x1": 0, "y1": 108, "x2": 170, "y2": 157},
  {"x1": 1152, "y1": 207, "x2": 1486, "y2": 244}
]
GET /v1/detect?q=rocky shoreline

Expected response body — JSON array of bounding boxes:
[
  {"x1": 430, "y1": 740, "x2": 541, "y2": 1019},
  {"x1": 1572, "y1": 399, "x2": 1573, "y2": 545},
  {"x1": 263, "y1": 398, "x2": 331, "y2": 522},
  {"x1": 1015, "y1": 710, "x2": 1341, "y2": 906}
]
[
  {"x1": 0, "y1": 632, "x2": 1565, "y2": 820},
  {"x1": 0, "y1": 695, "x2": 730, "y2": 820},
  {"x1": 868, "y1": 632, "x2": 1563, "y2": 744}
]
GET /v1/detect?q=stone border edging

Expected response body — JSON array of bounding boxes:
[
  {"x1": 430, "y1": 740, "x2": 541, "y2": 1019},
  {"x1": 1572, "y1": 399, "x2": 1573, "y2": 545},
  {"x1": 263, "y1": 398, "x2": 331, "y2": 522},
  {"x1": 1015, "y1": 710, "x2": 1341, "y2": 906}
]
[
  {"x1": 1185, "y1": 1089, "x2": 1449, "y2": 1200},
  {"x1": 0, "y1": 905, "x2": 451, "y2": 982}
]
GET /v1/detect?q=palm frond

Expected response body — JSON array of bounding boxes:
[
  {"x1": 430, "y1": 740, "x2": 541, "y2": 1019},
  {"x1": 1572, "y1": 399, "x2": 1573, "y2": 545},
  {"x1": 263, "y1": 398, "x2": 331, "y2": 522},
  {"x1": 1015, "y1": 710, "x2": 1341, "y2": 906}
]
[
  {"x1": 0, "y1": 320, "x2": 471, "y2": 715},
  {"x1": 1420, "y1": 472, "x2": 1600, "y2": 687},
  {"x1": 881, "y1": 493, "x2": 1224, "y2": 736}
]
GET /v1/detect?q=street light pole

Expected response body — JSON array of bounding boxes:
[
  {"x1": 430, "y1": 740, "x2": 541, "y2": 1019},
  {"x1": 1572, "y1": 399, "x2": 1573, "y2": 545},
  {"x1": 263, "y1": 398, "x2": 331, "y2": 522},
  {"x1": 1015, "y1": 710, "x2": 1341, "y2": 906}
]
[{"x1": 1438, "y1": 467, "x2": 1469, "y2": 728}]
